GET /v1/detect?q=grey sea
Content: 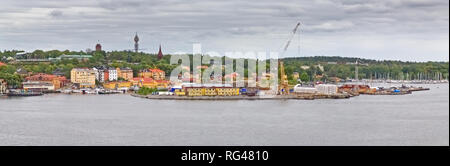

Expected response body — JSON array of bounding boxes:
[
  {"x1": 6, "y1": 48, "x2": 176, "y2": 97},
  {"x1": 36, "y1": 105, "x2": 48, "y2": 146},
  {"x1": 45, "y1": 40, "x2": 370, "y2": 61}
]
[{"x1": 0, "y1": 84, "x2": 448, "y2": 146}]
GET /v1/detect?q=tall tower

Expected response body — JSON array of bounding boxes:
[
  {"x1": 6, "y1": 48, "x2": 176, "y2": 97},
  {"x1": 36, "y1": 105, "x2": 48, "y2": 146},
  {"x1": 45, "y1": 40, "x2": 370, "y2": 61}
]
[
  {"x1": 134, "y1": 32, "x2": 139, "y2": 53},
  {"x1": 95, "y1": 40, "x2": 102, "y2": 52}
]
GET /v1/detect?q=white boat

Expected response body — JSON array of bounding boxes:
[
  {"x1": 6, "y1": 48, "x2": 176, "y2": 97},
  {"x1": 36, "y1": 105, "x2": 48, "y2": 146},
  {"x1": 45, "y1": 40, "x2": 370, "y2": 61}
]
[{"x1": 61, "y1": 89, "x2": 73, "y2": 94}]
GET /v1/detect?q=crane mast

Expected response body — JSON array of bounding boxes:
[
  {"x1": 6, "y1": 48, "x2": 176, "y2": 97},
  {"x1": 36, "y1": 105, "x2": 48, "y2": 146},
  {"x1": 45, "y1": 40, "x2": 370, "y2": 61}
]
[{"x1": 279, "y1": 22, "x2": 301, "y2": 95}]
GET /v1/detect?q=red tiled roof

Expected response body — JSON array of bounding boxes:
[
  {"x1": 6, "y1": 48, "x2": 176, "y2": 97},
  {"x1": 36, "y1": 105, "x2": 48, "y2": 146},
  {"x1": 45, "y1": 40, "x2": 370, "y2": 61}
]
[
  {"x1": 26, "y1": 73, "x2": 57, "y2": 81},
  {"x1": 142, "y1": 78, "x2": 154, "y2": 83},
  {"x1": 0, "y1": 62, "x2": 6, "y2": 66},
  {"x1": 149, "y1": 68, "x2": 164, "y2": 73},
  {"x1": 155, "y1": 80, "x2": 169, "y2": 83},
  {"x1": 132, "y1": 77, "x2": 154, "y2": 83},
  {"x1": 25, "y1": 73, "x2": 67, "y2": 82}
]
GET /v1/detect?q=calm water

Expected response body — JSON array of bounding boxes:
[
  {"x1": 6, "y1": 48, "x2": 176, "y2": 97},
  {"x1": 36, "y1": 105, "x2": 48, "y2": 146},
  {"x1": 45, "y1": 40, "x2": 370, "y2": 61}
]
[{"x1": 0, "y1": 84, "x2": 448, "y2": 146}]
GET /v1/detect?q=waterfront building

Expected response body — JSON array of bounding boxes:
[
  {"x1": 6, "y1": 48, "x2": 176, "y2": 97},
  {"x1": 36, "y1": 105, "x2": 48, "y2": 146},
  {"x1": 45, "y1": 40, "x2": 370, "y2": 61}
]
[
  {"x1": 103, "y1": 70, "x2": 110, "y2": 82},
  {"x1": 25, "y1": 73, "x2": 68, "y2": 90},
  {"x1": 117, "y1": 67, "x2": 133, "y2": 81},
  {"x1": 22, "y1": 81, "x2": 54, "y2": 91},
  {"x1": 108, "y1": 67, "x2": 118, "y2": 81},
  {"x1": 155, "y1": 80, "x2": 170, "y2": 89},
  {"x1": 293, "y1": 84, "x2": 316, "y2": 94},
  {"x1": 103, "y1": 81, "x2": 132, "y2": 90},
  {"x1": 339, "y1": 84, "x2": 373, "y2": 94},
  {"x1": 182, "y1": 84, "x2": 239, "y2": 96},
  {"x1": 0, "y1": 79, "x2": 7, "y2": 94},
  {"x1": 131, "y1": 77, "x2": 156, "y2": 88},
  {"x1": 184, "y1": 85, "x2": 203, "y2": 96},
  {"x1": 100, "y1": 69, "x2": 109, "y2": 83},
  {"x1": 70, "y1": 68, "x2": 96, "y2": 88},
  {"x1": 138, "y1": 68, "x2": 165, "y2": 80},
  {"x1": 92, "y1": 67, "x2": 99, "y2": 81},
  {"x1": 93, "y1": 66, "x2": 109, "y2": 83},
  {"x1": 315, "y1": 84, "x2": 338, "y2": 95}
]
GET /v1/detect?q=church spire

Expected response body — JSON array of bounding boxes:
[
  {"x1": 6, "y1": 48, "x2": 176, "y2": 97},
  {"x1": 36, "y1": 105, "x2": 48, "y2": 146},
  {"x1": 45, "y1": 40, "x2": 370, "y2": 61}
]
[{"x1": 157, "y1": 44, "x2": 163, "y2": 60}]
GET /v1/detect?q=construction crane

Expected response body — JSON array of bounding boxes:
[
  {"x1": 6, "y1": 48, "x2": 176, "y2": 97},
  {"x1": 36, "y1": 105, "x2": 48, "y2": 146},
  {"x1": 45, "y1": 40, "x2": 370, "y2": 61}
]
[
  {"x1": 345, "y1": 59, "x2": 369, "y2": 83},
  {"x1": 278, "y1": 22, "x2": 301, "y2": 95}
]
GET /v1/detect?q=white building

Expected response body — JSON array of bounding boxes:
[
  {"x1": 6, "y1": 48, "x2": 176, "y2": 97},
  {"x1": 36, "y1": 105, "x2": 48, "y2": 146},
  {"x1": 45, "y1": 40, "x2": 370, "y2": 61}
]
[
  {"x1": 22, "y1": 81, "x2": 54, "y2": 91},
  {"x1": 315, "y1": 84, "x2": 338, "y2": 95},
  {"x1": 92, "y1": 67, "x2": 99, "y2": 81},
  {"x1": 108, "y1": 67, "x2": 117, "y2": 81},
  {"x1": 293, "y1": 84, "x2": 316, "y2": 94}
]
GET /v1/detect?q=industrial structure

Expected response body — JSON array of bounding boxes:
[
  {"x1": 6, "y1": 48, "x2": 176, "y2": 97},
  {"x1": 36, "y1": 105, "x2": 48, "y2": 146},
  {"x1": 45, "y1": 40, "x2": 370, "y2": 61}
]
[{"x1": 278, "y1": 22, "x2": 301, "y2": 95}]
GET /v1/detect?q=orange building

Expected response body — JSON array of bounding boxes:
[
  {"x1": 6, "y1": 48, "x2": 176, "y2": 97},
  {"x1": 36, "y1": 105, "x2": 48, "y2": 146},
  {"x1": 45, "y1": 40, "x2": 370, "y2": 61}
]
[
  {"x1": 131, "y1": 77, "x2": 157, "y2": 88},
  {"x1": 138, "y1": 68, "x2": 165, "y2": 80},
  {"x1": 25, "y1": 73, "x2": 68, "y2": 90},
  {"x1": 116, "y1": 67, "x2": 133, "y2": 81}
]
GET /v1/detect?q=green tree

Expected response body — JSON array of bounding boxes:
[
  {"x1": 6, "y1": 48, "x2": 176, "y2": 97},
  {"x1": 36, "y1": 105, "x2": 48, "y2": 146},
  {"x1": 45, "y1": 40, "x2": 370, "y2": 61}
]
[{"x1": 300, "y1": 71, "x2": 309, "y2": 82}]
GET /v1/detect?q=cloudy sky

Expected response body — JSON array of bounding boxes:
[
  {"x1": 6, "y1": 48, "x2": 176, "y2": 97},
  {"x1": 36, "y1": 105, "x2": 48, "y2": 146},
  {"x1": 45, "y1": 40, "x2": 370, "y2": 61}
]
[{"x1": 0, "y1": 0, "x2": 448, "y2": 61}]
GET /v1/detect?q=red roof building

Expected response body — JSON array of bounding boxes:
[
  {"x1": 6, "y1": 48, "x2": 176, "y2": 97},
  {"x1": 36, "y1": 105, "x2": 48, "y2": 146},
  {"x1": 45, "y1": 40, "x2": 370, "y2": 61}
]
[
  {"x1": 25, "y1": 73, "x2": 68, "y2": 89},
  {"x1": 0, "y1": 62, "x2": 6, "y2": 67}
]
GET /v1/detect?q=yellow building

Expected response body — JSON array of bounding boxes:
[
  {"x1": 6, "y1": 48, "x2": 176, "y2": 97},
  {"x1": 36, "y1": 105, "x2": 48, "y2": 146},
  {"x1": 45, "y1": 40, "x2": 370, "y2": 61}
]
[
  {"x1": 217, "y1": 87, "x2": 240, "y2": 96},
  {"x1": 204, "y1": 88, "x2": 217, "y2": 96},
  {"x1": 131, "y1": 77, "x2": 158, "y2": 88},
  {"x1": 183, "y1": 84, "x2": 240, "y2": 96},
  {"x1": 174, "y1": 89, "x2": 185, "y2": 96},
  {"x1": 103, "y1": 81, "x2": 132, "y2": 90},
  {"x1": 186, "y1": 87, "x2": 203, "y2": 96},
  {"x1": 155, "y1": 80, "x2": 169, "y2": 89},
  {"x1": 116, "y1": 67, "x2": 133, "y2": 81},
  {"x1": 70, "y1": 68, "x2": 96, "y2": 88},
  {"x1": 138, "y1": 68, "x2": 165, "y2": 80}
]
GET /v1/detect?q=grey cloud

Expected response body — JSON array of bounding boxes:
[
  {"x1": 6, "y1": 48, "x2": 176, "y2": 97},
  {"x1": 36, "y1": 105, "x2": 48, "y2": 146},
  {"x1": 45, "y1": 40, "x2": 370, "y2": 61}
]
[
  {"x1": 49, "y1": 10, "x2": 63, "y2": 17},
  {"x1": 0, "y1": 0, "x2": 448, "y2": 61}
]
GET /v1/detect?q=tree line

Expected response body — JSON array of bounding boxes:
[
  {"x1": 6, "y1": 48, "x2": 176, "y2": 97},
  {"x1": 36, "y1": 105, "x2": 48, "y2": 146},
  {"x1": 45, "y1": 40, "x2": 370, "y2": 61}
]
[{"x1": 1, "y1": 50, "x2": 449, "y2": 88}]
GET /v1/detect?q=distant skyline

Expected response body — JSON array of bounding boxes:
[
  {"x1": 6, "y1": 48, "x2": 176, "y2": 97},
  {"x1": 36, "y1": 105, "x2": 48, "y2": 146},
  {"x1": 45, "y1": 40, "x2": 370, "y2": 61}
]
[{"x1": 0, "y1": 0, "x2": 448, "y2": 62}]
